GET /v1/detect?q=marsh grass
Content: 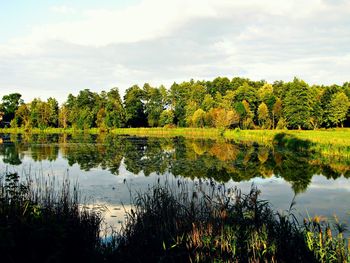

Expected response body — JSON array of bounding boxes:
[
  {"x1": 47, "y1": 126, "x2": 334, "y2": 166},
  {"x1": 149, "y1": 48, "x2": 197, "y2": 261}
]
[
  {"x1": 304, "y1": 215, "x2": 350, "y2": 262},
  {"x1": 112, "y1": 180, "x2": 345, "y2": 262},
  {"x1": 0, "y1": 172, "x2": 104, "y2": 263},
  {"x1": 0, "y1": 172, "x2": 348, "y2": 262}
]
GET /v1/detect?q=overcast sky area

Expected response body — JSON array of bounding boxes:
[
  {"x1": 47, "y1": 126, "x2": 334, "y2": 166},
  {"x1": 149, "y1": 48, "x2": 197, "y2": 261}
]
[{"x1": 0, "y1": 0, "x2": 349, "y2": 103}]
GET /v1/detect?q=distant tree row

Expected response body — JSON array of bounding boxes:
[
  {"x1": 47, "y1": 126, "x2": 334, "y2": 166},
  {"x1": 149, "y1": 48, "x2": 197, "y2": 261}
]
[{"x1": 1, "y1": 77, "x2": 350, "y2": 130}]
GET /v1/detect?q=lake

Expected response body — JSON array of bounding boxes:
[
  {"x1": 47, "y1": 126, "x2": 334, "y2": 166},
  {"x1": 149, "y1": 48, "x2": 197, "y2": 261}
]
[{"x1": 0, "y1": 133, "x2": 349, "y2": 229}]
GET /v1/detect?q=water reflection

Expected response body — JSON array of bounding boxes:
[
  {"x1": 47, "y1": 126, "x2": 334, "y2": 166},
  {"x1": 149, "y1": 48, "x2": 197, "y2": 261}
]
[{"x1": 0, "y1": 133, "x2": 349, "y2": 195}]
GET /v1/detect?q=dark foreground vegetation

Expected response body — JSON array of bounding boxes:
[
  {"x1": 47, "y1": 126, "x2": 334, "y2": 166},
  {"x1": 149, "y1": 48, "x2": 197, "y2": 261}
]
[
  {"x1": 1, "y1": 173, "x2": 349, "y2": 262},
  {"x1": 1, "y1": 77, "x2": 349, "y2": 131},
  {"x1": 0, "y1": 173, "x2": 103, "y2": 262}
]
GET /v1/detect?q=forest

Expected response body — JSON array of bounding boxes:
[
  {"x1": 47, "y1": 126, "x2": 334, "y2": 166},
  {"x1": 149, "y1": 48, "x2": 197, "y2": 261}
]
[{"x1": 1, "y1": 77, "x2": 349, "y2": 130}]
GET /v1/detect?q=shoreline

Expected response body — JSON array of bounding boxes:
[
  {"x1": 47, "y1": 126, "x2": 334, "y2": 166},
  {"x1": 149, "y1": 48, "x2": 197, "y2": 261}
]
[{"x1": 0, "y1": 127, "x2": 349, "y2": 158}]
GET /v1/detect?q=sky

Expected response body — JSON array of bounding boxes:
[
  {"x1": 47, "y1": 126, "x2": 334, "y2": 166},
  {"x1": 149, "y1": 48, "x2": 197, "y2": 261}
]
[{"x1": 0, "y1": 0, "x2": 349, "y2": 103}]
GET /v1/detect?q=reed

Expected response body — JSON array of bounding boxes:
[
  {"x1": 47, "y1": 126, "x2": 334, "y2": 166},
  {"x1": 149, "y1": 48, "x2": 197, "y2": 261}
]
[
  {"x1": 0, "y1": 172, "x2": 103, "y2": 263},
  {"x1": 0, "y1": 171, "x2": 348, "y2": 262},
  {"x1": 113, "y1": 180, "x2": 349, "y2": 262}
]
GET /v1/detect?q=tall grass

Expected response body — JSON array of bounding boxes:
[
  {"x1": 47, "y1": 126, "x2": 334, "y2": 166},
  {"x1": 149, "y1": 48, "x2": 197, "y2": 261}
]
[
  {"x1": 0, "y1": 172, "x2": 348, "y2": 262},
  {"x1": 304, "y1": 215, "x2": 350, "y2": 262},
  {"x1": 113, "y1": 181, "x2": 349, "y2": 262},
  {"x1": 0, "y1": 172, "x2": 103, "y2": 263}
]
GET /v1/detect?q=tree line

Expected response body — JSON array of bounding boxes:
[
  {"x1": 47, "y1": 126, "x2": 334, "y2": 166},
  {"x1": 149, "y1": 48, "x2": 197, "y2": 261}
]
[{"x1": 1, "y1": 77, "x2": 349, "y2": 130}]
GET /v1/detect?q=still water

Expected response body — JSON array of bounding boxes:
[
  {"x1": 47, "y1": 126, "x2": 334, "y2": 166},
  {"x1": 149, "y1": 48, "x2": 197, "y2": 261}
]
[{"x1": 0, "y1": 133, "x2": 349, "y2": 227}]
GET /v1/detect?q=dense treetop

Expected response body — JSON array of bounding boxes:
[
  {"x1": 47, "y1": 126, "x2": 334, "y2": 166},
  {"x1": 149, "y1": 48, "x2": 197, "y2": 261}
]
[{"x1": 1, "y1": 76, "x2": 349, "y2": 130}]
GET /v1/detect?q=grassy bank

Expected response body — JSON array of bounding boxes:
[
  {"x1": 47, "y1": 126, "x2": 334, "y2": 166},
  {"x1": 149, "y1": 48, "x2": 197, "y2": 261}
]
[
  {"x1": 1, "y1": 127, "x2": 350, "y2": 157},
  {"x1": 225, "y1": 129, "x2": 350, "y2": 147},
  {"x1": 0, "y1": 127, "x2": 101, "y2": 134},
  {"x1": 1, "y1": 127, "x2": 350, "y2": 144},
  {"x1": 2, "y1": 172, "x2": 348, "y2": 262}
]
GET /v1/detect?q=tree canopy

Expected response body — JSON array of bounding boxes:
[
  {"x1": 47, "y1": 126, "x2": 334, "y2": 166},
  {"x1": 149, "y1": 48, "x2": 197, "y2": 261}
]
[{"x1": 2, "y1": 76, "x2": 350, "y2": 130}]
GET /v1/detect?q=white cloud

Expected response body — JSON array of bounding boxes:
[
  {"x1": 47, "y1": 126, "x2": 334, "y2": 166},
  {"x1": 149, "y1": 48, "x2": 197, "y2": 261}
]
[
  {"x1": 13, "y1": 0, "x2": 218, "y2": 47},
  {"x1": 0, "y1": 0, "x2": 349, "y2": 103}
]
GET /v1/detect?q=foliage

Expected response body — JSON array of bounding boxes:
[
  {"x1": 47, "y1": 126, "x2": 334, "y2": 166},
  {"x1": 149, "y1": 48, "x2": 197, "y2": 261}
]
[
  {"x1": 159, "y1": 109, "x2": 175, "y2": 127},
  {"x1": 124, "y1": 85, "x2": 147, "y2": 127},
  {"x1": 0, "y1": 93, "x2": 23, "y2": 122},
  {"x1": 328, "y1": 92, "x2": 349, "y2": 127},
  {"x1": 143, "y1": 83, "x2": 166, "y2": 127},
  {"x1": 191, "y1": 108, "x2": 206, "y2": 128},
  {"x1": 258, "y1": 102, "x2": 270, "y2": 128},
  {"x1": 3, "y1": 76, "x2": 350, "y2": 130},
  {"x1": 284, "y1": 78, "x2": 312, "y2": 129},
  {"x1": 207, "y1": 108, "x2": 240, "y2": 129}
]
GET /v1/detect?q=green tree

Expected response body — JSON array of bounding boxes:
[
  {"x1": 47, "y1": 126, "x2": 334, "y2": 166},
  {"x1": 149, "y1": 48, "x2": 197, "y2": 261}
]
[
  {"x1": 188, "y1": 82, "x2": 207, "y2": 105},
  {"x1": 13, "y1": 104, "x2": 31, "y2": 129},
  {"x1": 230, "y1": 77, "x2": 247, "y2": 91},
  {"x1": 169, "y1": 82, "x2": 189, "y2": 127},
  {"x1": 185, "y1": 100, "x2": 199, "y2": 127},
  {"x1": 47, "y1": 97, "x2": 59, "y2": 127},
  {"x1": 30, "y1": 99, "x2": 52, "y2": 129},
  {"x1": 58, "y1": 105, "x2": 69, "y2": 128},
  {"x1": 242, "y1": 100, "x2": 254, "y2": 129},
  {"x1": 96, "y1": 108, "x2": 107, "y2": 130},
  {"x1": 257, "y1": 102, "x2": 270, "y2": 128},
  {"x1": 320, "y1": 85, "x2": 342, "y2": 127},
  {"x1": 1, "y1": 93, "x2": 23, "y2": 122},
  {"x1": 234, "y1": 83, "x2": 258, "y2": 112},
  {"x1": 65, "y1": 90, "x2": 100, "y2": 129},
  {"x1": 105, "y1": 88, "x2": 125, "y2": 128},
  {"x1": 328, "y1": 92, "x2": 349, "y2": 127},
  {"x1": 143, "y1": 84, "x2": 166, "y2": 127},
  {"x1": 192, "y1": 109, "x2": 206, "y2": 128},
  {"x1": 272, "y1": 80, "x2": 287, "y2": 99},
  {"x1": 207, "y1": 77, "x2": 231, "y2": 96},
  {"x1": 309, "y1": 87, "x2": 323, "y2": 129},
  {"x1": 159, "y1": 109, "x2": 174, "y2": 127},
  {"x1": 201, "y1": 94, "x2": 215, "y2": 111},
  {"x1": 124, "y1": 85, "x2": 147, "y2": 127},
  {"x1": 283, "y1": 78, "x2": 312, "y2": 129},
  {"x1": 257, "y1": 83, "x2": 276, "y2": 113},
  {"x1": 272, "y1": 98, "x2": 282, "y2": 129},
  {"x1": 221, "y1": 90, "x2": 235, "y2": 110}
]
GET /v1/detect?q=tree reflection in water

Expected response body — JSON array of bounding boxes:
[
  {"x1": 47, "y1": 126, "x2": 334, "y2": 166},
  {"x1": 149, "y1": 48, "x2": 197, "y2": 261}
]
[{"x1": 0, "y1": 133, "x2": 349, "y2": 195}]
